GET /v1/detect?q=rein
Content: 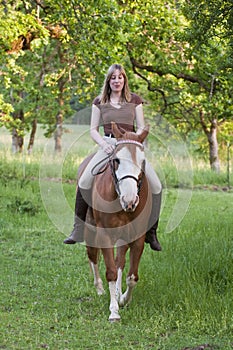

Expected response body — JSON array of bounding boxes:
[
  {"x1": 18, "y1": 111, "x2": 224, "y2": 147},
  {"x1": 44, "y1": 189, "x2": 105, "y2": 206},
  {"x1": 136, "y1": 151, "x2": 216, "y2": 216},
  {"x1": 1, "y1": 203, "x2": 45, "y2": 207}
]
[
  {"x1": 91, "y1": 152, "x2": 114, "y2": 176},
  {"x1": 91, "y1": 140, "x2": 143, "y2": 176},
  {"x1": 91, "y1": 139, "x2": 145, "y2": 196}
]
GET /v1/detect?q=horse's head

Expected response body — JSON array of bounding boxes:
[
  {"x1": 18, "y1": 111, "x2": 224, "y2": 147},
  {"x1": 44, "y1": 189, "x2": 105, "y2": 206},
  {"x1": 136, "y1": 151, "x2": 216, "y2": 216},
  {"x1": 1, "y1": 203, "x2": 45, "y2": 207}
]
[{"x1": 110, "y1": 122, "x2": 149, "y2": 212}]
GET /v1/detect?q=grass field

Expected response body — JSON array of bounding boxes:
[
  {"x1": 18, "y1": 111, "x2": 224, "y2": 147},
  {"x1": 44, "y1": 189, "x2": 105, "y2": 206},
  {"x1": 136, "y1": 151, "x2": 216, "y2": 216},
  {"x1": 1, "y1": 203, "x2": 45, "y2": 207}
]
[{"x1": 0, "y1": 126, "x2": 233, "y2": 349}]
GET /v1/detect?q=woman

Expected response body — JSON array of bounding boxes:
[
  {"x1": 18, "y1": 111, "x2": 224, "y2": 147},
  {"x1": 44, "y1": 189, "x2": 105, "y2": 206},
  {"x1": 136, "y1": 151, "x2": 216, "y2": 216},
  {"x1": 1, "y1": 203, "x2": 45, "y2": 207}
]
[{"x1": 64, "y1": 63, "x2": 162, "y2": 251}]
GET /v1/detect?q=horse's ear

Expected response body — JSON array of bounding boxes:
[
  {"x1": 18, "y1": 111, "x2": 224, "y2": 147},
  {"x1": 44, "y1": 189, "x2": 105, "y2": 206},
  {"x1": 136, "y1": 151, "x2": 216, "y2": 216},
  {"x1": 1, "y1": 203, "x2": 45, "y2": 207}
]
[
  {"x1": 111, "y1": 122, "x2": 123, "y2": 138},
  {"x1": 138, "y1": 125, "x2": 149, "y2": 143}
]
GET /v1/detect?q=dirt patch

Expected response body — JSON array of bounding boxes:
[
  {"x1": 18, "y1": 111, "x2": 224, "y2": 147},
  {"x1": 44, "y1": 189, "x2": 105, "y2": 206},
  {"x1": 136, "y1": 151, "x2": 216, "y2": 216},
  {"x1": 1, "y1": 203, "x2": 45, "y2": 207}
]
[{"x1": 182, "y1": 344, "x2": 220, "y2": 350}]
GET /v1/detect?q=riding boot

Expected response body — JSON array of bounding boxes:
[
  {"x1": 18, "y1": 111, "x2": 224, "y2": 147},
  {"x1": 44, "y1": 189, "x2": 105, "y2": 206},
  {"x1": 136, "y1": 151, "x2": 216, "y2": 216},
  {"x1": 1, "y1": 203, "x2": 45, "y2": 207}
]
[
  {"x1": 63, "y1": 188, "x2": 91, "y2": 244},
  {"x1": 145, "y1": 192, "x2": 162, "y2": 251}
]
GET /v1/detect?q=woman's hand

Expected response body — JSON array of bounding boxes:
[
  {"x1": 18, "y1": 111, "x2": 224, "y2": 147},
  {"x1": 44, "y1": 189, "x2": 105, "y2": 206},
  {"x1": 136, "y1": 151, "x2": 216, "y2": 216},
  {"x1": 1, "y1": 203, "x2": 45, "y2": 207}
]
[{"x1": 100, "y1": 140, "x2": 115, "y2": 154}]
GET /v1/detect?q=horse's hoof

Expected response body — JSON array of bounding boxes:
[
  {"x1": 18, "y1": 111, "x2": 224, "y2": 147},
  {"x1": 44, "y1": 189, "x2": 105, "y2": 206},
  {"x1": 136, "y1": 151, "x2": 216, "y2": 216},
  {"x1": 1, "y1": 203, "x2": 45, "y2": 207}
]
[
  {"x1": 119, "y1": 294, "x2": 132, "y2": 307},
  {"x1": 97, "y1": 288, "x2": 105, "y2": 296},
  {"x1": 109, "y1": 317, "x2": 121, "y2": 323},
  {"x1": 109, "y1": 311, "x2": 120, "y2": 322}
]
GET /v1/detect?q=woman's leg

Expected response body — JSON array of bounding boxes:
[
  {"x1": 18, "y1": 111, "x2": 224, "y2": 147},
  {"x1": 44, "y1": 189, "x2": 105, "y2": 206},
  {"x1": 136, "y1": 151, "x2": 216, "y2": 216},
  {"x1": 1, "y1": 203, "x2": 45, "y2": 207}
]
[
  {"x1": 64, "y1": 149, "x2": 110, "y2": 244},
  {"x1": 63, "y1": 186, "x2": 90, "y2": 244},
  {"x1": 144, "y1": 161, "x2": 162, "y2": 251}
]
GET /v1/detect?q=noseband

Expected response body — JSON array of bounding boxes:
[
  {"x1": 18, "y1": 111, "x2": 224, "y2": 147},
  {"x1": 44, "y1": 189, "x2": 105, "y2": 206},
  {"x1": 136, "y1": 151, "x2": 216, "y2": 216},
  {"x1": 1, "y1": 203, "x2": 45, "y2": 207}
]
[{"x1": 110, "y1": 140, "x2": 145, "y2": 196}]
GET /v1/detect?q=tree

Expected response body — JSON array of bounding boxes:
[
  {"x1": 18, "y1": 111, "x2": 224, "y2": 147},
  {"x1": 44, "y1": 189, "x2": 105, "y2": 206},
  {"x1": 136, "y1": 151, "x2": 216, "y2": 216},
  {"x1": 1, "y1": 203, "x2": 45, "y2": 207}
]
[
  {"x1": 0, "y1": 0, "x2": 130, "y2": 152},
  {"x1": 0, "y1": 0, "x2": 232, "y2": 165},
  {"x1": 115, "y1": 0, "x2": 233, "y2": 171},
  {"x1": 183, "y1": 0, "x2": 233, "y2": 48},
  {"x1": 0, "y1": 1, "x2": 49, "y2": 151}
]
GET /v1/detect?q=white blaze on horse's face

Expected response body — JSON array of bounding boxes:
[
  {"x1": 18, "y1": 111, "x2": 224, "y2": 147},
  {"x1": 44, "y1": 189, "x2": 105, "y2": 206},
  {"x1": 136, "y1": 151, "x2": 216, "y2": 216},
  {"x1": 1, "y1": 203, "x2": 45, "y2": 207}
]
[{"x1": 115, "y1": 145, "x2": 144, "y2": 212}]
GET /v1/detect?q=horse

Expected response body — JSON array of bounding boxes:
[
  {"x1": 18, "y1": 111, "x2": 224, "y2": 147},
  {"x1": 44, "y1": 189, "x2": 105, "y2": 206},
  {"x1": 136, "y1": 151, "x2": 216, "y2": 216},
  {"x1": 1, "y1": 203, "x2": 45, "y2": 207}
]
[{"x1": 81, "y1": 122, "x2": 152, "y2": 322}]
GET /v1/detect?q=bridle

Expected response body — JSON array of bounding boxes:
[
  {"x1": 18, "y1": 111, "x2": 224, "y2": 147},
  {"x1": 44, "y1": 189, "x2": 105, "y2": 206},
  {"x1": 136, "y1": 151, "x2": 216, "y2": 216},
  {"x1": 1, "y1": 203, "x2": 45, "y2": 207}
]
[{"x1": 109, "y1": 139, "x2": 145, "y2": 196}]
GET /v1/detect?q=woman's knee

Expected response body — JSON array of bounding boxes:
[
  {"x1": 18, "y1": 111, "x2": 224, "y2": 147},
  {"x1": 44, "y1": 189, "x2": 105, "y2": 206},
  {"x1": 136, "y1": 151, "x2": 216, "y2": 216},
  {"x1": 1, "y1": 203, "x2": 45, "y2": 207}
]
[
  {"x1": 145, "y1": 162, "x2": 162, "y2": 194},
  {"x1": 151, "y1": 179, "x2": 162, "y2": 194}
]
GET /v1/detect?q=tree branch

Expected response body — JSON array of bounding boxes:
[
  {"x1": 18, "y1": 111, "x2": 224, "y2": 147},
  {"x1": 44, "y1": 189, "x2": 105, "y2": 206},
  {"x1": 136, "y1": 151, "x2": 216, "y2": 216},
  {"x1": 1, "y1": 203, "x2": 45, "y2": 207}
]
[
  {"x1": 199, "y1": 110, "x2": 209, "y2": 136},
  {"x1": 130, "y1": 58, "x2": 209, "y2": 91},
  {"x1": 129, "y1": 56, "x2": 168, "y2": 113}
]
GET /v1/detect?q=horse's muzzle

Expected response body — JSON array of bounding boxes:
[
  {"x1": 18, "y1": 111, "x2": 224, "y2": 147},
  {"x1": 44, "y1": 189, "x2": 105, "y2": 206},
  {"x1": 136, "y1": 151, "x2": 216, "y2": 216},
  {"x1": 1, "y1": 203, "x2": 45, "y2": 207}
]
[{"x1": 121, "y1": 195, "x2": 139, "y2": 212}]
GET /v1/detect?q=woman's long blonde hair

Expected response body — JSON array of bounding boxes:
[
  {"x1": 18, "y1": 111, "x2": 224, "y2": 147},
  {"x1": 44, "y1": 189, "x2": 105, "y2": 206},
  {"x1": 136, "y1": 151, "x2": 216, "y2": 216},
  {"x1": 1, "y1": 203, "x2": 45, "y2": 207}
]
[{"x1": 100, "y1": 64, "x2": 131, "y2": 104}]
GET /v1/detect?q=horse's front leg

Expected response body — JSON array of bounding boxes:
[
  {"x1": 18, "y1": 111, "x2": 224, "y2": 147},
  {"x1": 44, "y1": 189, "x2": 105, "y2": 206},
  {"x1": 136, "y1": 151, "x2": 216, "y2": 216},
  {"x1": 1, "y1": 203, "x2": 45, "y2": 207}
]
[
  {"x1": 115, "y1": 242, "x2": 128, "y2": 305},
  {"x1": 108, "y1": 281, "x2": 120, "y2": 322},
  {"x1": 120, "y1": 236, "x2": 145, "y2": 307},
  {"x1": 119, "y1": 274, "x2": 137, "y2": 307},
  {"x1": 101, "y1": 247, "x2": 120, "y2": 322}
]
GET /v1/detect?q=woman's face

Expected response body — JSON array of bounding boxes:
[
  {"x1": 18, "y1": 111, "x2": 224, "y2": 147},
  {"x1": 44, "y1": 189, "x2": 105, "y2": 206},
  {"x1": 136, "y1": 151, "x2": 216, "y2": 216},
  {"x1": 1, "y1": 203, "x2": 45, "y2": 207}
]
[{"x1": 109, "y1": 69, "x2": 125, "y2": 93}]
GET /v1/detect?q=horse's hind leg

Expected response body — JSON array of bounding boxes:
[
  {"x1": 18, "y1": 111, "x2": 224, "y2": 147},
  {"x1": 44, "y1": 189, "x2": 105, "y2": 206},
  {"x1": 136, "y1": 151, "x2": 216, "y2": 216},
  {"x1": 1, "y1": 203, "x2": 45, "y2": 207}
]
[{"x1": 86, "y1": 246, "x2": 105, "y2": 296}]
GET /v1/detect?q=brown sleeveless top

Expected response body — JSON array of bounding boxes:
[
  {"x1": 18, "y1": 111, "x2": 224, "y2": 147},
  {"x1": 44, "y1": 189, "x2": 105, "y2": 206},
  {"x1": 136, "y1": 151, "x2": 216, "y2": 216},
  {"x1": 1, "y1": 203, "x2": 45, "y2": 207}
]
[{"x1": 93, "y1": 93, "x2": 143, "y2": 135}]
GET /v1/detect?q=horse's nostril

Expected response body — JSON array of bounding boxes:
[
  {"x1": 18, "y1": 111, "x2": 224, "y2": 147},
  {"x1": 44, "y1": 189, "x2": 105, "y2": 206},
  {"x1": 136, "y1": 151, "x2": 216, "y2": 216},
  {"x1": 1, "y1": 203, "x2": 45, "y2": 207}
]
[{"x1": 121, "y1": 197, "x2": 138, "y2": 212}]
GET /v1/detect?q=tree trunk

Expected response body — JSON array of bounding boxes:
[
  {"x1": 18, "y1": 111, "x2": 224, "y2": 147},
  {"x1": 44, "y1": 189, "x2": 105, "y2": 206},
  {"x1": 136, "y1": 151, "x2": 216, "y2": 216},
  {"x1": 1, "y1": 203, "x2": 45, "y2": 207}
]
[
  {"x1": 53, "y1": 44, "x2": 66, "y2": 153},
  {"x1": 27, "y1": 118, "x2": 37, "y2": 154},
  {"x1": 12, "y1": 128, "x2": 19, "y2": 153},
  {"x1": 11, "y1": 109, "x2": 24, "y2": 153},
  {"x1": 54, "y1": 112, "x2": 63, "y2": 153},
  {"x1": 12, "y1": 128, "x2": 24, "y2": 153},
  {"x1": 200, "y1": 111, "x2": 220, "y2": 172},
  {"x1": 207, "y1": 119, "x2": 220, "y2": 172}
]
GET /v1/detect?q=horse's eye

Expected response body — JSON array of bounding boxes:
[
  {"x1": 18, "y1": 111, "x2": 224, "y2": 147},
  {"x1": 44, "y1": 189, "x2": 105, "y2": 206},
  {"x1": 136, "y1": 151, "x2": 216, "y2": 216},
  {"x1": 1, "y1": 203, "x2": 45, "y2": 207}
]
[
  {"x1": 113, "y1": 158, "x2": 120, "y2": 169},
  {"x1": 141, "y1": 159, "x2": 145, "y2": 173}
]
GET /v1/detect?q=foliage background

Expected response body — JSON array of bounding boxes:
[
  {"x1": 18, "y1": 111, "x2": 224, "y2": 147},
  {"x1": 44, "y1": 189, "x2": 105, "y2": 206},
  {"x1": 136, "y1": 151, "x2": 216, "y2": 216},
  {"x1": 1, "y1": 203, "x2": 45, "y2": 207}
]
[{"x1": 0, "y1": 0, "x2": 232, "y2": 170}]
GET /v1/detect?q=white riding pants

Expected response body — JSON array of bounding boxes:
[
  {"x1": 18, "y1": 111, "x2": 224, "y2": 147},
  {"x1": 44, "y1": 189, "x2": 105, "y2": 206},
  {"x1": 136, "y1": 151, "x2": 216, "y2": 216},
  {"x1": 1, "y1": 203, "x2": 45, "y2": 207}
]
[{"x1": 78, "y1": 136, "x2": 162, "y2": 194}]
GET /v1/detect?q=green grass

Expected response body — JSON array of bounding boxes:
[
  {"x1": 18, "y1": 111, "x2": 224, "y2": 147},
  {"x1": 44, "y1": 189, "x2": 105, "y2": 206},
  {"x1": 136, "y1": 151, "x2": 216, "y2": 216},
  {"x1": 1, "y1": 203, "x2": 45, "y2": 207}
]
[
  {"x1": 1, "y1": 179, "x2": 233, "y2": 349},
  {"x1": 0, "y1": 124, "x2": 232, "y2": 189},
  {"x1": 0, "y1": 125, "x2": 233, "y2": 349}
]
